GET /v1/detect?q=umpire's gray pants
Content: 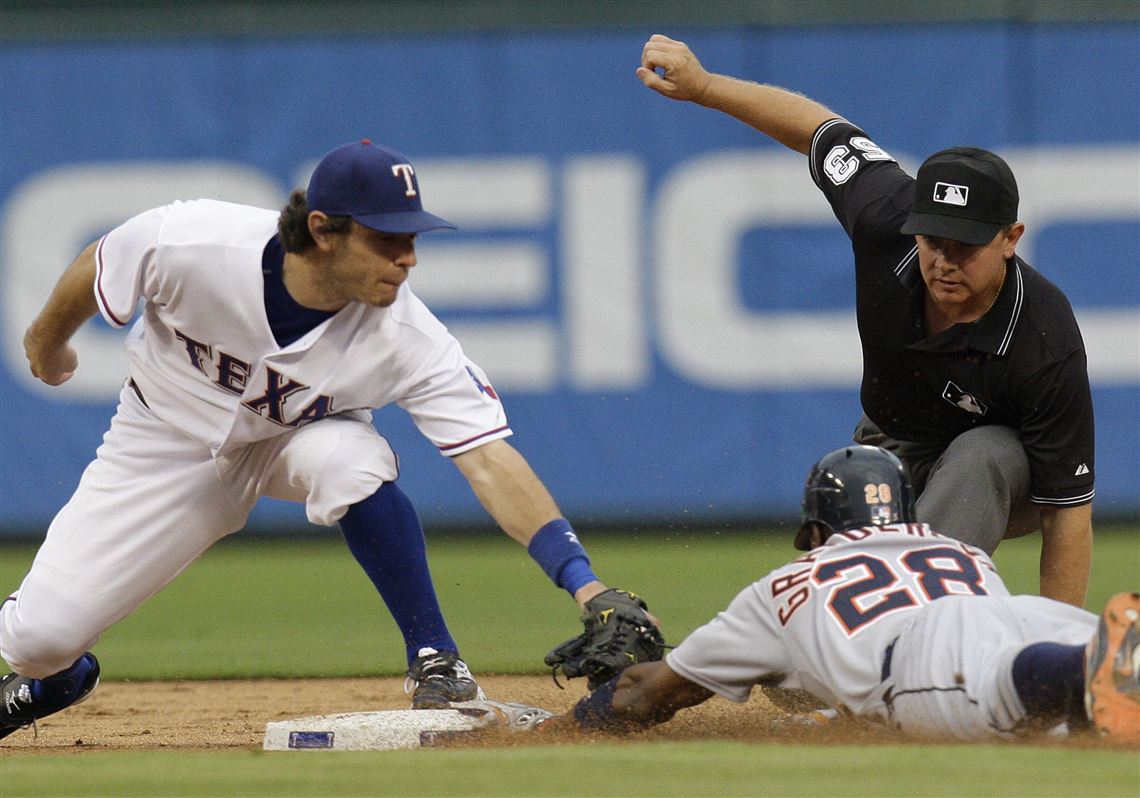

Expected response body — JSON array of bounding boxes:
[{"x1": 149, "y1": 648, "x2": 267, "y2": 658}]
[{"x1": 853, "y1": 416, "x2": 1040, "y2": 554}]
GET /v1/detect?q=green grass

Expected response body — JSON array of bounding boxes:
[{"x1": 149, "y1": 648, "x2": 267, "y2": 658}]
[
  {"x1": 0, "y1": 525, "x2": 1136, "y2": 680},
  {"x1": 1, "y1": 525, "x2": 1137, "y2": 798},
  {"x1": 1, "y1": 742, "x2": 1137, "y2": 797}
]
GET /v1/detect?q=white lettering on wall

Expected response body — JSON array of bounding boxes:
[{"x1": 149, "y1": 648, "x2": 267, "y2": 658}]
[
  {"x1": 2, "y1": 147, "x2": 1137, "y2": 401},
  {"x1": 414, "y1": 157, "x2": 558, "y2": 390},
  {"x1": 654, "y1": 149, "x2": 863, "y2": 387},
  {"x1": 562, "y1": 156, "x2": 648, "y2": 389},
  {"x1": 1005, "y1": 145, "x2": 1140, "y2": 384},
  {"x1": 1, "y1": 163, "x2": 283, "y2": 400}
]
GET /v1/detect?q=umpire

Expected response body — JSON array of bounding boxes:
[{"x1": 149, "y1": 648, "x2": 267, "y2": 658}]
[{"x1": 638, "y1": 35, "x2": 1096, "y2": 606}]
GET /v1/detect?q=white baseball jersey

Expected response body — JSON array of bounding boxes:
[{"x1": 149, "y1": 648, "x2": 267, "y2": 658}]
[
  {"x1": 0, "y1": 198, "x2": 515, "y2": 678},
  {"x1": 94, "y1": 199, "x2": 510, "y2": 457},
  {"x1": 666, "y1": 524, "x2": 1096, "y2": 740}
]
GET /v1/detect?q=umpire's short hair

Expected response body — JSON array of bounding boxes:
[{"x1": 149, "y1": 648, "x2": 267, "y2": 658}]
[{"x1": 277, "y1": 189, "x2": 353, "y2": 253}]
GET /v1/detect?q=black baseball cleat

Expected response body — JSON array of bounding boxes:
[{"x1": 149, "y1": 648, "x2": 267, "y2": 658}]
[
  {"x1": 0, "y1": 653, "x2": 101, "y2": 741},
  {"x1": 404, "y1": 647, "x2": 485, "y2": 709}
]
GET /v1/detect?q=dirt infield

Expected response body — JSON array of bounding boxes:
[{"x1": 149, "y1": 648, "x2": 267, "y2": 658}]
[
  {"x1": 0, "y1": 674, "x2": 818, "y2": 754},
  {"x1": 3, "y1": 674, "x2": 1105, "y2": 755}
]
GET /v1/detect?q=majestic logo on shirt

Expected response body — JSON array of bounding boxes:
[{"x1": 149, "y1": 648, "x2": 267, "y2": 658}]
[
  {"x1": 942, "y1": 381, "x2": 987, "y2": 415},
  {"x1": 174, "y1": 328, "x2": 334, "y2": 428},
  {"x1": 933, "y1": 182, "x2": 969, "y2": 206},
  {"x1": 1074, "y1": 463, "x2": 1090, "y2": 476}
]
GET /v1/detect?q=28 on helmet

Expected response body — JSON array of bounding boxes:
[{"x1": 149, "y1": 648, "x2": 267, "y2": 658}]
[{"x1": 794, "y1": 445, "x2": 917, "y2": 551}]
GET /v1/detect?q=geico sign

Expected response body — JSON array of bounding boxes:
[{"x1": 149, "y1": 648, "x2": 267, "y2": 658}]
[{"x1": 3, "y1": 147, "x2": 1137, "y2": 400}]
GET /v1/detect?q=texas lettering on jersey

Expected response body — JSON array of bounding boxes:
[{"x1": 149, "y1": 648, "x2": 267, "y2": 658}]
[
  {"x1": 94, "y1": 201, "x2": 513, "y2": 455},
  {"x1": 174, "y1": 328, "x2": 333, "y2": 428}
]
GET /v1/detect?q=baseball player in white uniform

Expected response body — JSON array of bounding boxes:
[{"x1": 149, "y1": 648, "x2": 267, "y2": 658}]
[
  {"x1": 0, "y1": 140, "x2": 658, "y2": 739},
  {"x1": 540, "y1": 447, "x2": 1140, "y2": 744}
]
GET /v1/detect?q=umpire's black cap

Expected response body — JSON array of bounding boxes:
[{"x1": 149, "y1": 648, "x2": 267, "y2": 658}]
[{"x1": 900, "y1": 147, "x2": 1019, "y2": 246}]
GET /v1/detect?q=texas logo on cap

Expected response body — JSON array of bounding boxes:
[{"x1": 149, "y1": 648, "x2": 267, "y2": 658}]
[
  {"x1": 306, "y1": 139, "x2": 456, "y2": 234},
  {"x1": 933, "y1": 182, "x2": 969, "y2": 207}
]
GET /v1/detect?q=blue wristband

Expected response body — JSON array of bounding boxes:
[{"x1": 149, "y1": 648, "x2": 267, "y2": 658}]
[{"x1": 527, "y1": 518, "x2": 598, "y2": 595}]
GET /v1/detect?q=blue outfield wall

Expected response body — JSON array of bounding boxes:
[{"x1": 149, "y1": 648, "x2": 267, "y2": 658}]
[{"x1": 1, "y1": 23, "x2": 1137, "y2": 532}]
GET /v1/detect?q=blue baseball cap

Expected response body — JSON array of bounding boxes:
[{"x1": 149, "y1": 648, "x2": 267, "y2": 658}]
[{"x1": 306, "y1": 139, "x2": 456, "y2": 234}]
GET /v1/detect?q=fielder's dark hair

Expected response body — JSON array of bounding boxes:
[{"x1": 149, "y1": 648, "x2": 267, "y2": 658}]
[{"x1": 277, "y1": 190, "x2": 352, "y2": 253}]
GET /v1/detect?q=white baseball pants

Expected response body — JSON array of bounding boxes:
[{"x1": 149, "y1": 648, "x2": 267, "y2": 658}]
[
  {"x1": 881, "y1": 595, "x2": 1096, "y2": 740},
  {"x1": 1, "y1": 387, "x2": 397, "y2": 677}
]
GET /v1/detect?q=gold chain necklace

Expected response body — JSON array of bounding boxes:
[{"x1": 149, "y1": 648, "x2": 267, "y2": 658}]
[{"x1": 983, "y1": 263, "x2": 1008, "y2": 315}]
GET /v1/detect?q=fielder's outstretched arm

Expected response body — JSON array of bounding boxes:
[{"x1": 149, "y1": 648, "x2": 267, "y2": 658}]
[
  {"x1": 637, "y1": 34, "x2": 838, "y2": 155},
  {"x1": 451, "y1": 438, "x2": 608, "y2": 606},
  {"x1": 24, "y1": 241, "x2": 100, "y2": 386}
]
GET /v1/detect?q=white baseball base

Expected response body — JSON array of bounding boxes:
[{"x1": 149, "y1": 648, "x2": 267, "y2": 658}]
[{"x1": 263, "y1": 708, "x2": 495, "y2": 751}]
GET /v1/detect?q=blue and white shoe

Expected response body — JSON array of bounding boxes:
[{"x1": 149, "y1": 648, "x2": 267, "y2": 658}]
[{"x1": 0, "y1": 653, "x2": 100, "y2": 741}]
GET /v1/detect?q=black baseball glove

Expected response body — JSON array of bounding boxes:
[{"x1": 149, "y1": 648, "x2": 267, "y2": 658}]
[{"x1": 544, "y1": 589, "x2": 666, "y2": 689}]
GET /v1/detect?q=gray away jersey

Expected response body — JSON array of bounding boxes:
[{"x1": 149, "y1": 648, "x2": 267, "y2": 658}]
[{"x1": 667, "y1": 524, "x2": 1007, "y2": 717}]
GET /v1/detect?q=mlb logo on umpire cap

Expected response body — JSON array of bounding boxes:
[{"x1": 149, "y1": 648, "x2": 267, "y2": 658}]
[
  {"x1": 900, "y1": 146, "x2": 1018, "y2": 245},
  {"x1": 933, "y1": 182, "x2": 969, "y2": 207},
  {"x1": 306, "y1": 139, "x2": 457, "y2": 234}
]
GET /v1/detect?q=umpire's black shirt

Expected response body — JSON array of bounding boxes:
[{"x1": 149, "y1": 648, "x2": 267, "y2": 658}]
[{"x1": 808, "y1": 119, "x2": 1095, "y2": 508}]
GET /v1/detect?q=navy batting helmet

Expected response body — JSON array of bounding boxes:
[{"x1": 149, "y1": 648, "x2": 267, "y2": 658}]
[{"x1": 794, "y1": 445, "x2": 917, "y2": 551}]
